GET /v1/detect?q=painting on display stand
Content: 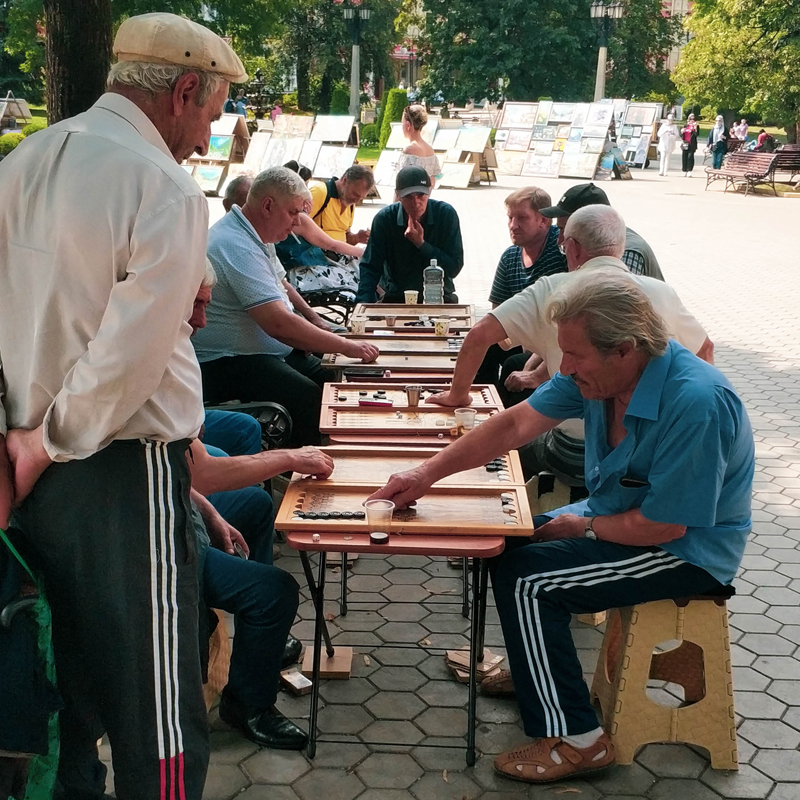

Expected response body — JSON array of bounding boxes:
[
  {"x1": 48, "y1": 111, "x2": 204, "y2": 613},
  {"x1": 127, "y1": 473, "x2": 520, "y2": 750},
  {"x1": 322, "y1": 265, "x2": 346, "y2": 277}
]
[
  {"x1": 579, "y1": 138, "x2": 605, "y2": 154},
  {"x1": 310, "y1": 115, "x2": 356, "y2": 142},
  {"x1": 438, "y1": 161, "x2": 475, "y2": 189},
  {"x1": 193, "y1": 165, "x2": 226, "y2": 194},
  {"x1": 495, "y1": 149, "x2": 526, "y2": 176},
  {"x1": 274, "y1": 114, "x2": 315, "y2": 139},
  {"x1": 206, "y1": 134, "x2": 234, "y2": 161},
  {"x1": 540, "y1": 125, "x2": 557, "y2": 141},
  {"x1": 262, "y1": 136, "x2": 305, "y2": 170},
  {"x1": 585, "y1": 103, "x2": 613, "y2": 128},
  {"x1": 559, "y1": 151, "x2": 598, "y2": 179},
  {"x1": 313, "y1": 146, "x2": 358, "y2": 179},
  {"x1": 532, "y1": 125, "x2": 547, "y2": 140},
  {"x1": 521, "y1": 151, "x2": 563, "y2": 178},
  {"x1": 497, "y1": 102, "x2": 538, "y2": 130},
  {"x1": 555, "y1": 125, "x2": 572, "y2": 140},
  {"x1": 553, "y1": 138, "x2": 567, "y2": 152},
  {"x1": 633, "y1": 136, "x2": 650, "y2": 165},
  {"x1": 624, "y1": 104, "x2": 657, "y2": 127},
  {"x1": 299, "y1": 139, "x2": 323, "y2": 173},
  {"x1": 373, "y1": 149, "x2": 403, "y2": 186},
  {"x1": 492, "y1": 129, "x2": 509, "y2": 150},
  {"x1": 242, "y1": 131, "x2": 271, "y2": 172},
  {"x1": 456, "y1": 126, "x2": 492, "y2": 153},
  {"x1": 535, "y1": 101, "x2": 553, "y2": 126},
  {"x1": 256, "y1": 118, "x2": 274, "y2": 132},
  {"x1": 533, "y1": 140, "x2": 554, "y2": 156},
  {"x1": 563, "y1": 141, "x2": 581, "y2": 154},
  {"x1": 503, "y1": 129, "x2": 532, "y2": 152},
  {"x1": 582, "y1": 123, "x2": 610, "y2": 139},
  {"x1": 568, "y1": 128, "x2": 583, "y2": 143},
  {"x1": 548, "y1": 103, "x2": 576, "y2": 124},
  {"x1": 571, "y1": 104, "x2": 591, "y2": 130},
  {"x1": 433, "y1": 127, "x2": 462, "y2": 151}
]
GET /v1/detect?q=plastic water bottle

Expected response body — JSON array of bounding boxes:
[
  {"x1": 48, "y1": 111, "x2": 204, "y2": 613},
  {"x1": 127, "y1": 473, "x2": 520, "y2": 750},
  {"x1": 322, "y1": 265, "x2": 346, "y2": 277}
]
[{"x1": 423, "y1": 259, "x2": 444, "y2": 304}]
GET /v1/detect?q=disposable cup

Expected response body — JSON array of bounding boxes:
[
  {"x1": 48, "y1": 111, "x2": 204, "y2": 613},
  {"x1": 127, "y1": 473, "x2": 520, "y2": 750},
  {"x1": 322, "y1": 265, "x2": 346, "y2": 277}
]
[
  {"x1": 455, "y1": 408, "x2": 477, "y2": 430},
  {"x1": 350, "y1": 316, "x2": 366, "y2": 335},
  {"x1": 434, "y1": 317, "x2": 450, "y2": 336},
  {"x1": 405, "y1": 385, "x2": 423, "y2": 407},
  {"x1": 385, "y1": 315, "x2": 397, "y2": 327},
  {"x1": 404, "y1": 290, "x2": 419, "y2": 305},
  {"x1": 363, "y1": 499, "x2": 394, "y2": 532}
]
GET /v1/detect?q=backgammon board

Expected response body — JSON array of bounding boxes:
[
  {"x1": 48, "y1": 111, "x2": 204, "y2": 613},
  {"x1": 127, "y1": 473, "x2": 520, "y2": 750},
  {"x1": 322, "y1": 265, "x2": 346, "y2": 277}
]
[
  {"x1": 322, "y1": 352, "x2": 459, "y2": 373},
  {"x1": 320, "y1": 406, "x2": 499, "y2": 435},
  {"x1": 322, "y1": 383, "x2": 503, "y2": 409},
  {"x1": 275, "y1": 483, "x2": 533, "y2": 537},
  {"x1": 320, "y1": 446, "x2": 525, "y2": 486},
  {"x1": 339, "y1": 335, "x2": 464, "y2": 355},
  {"x1": 352, "y1": 303, "x2": 476, "y2": 333},
  {"x1": 342, "y1": 370, "x2": 456, "y2": 385}
]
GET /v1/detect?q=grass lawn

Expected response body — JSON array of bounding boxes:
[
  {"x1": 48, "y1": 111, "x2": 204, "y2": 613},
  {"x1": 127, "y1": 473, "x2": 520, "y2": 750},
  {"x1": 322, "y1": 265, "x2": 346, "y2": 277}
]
[
  {"x1": 697, "y1": 122, "x2": 787, "y2": 143},
  {"x1": 356, "y1": 144, "x2": 381, "y2": 162}
]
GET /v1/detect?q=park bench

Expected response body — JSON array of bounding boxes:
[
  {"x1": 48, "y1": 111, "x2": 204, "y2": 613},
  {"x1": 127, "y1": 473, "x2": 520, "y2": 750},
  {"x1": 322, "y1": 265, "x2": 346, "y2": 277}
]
[
  {"x1": 702, "y1": 136, "x2": 745, "y2": 164},
  {"x1": 772, "y1": 146, "x2": 800, "y2": 184},
  {"x1": 704, "y1": 152, "x2": 777, "y2": 197}
]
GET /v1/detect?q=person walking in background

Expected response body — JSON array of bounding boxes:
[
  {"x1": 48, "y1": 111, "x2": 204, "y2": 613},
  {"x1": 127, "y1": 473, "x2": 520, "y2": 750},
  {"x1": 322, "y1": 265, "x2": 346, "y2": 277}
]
[
  {"x1": 656, "y1": 113, "x2": 679, "y2": 177},
  {"x1": 680, "y1": 113, "x2": 699, "y2": 176},
  {"x1": 396, "y1": 104, "x2": 441, "y2": 186},
  {"x1": 708, "y1": 115, "x2": 729, "y2": 169}
]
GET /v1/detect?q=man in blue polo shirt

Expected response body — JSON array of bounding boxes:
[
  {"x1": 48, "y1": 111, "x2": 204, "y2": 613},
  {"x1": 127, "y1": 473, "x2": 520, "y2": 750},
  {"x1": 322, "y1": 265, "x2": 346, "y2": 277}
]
[
  {"x1": 368, "y1": 271, "x2": 754, "y2": 784},
  {"x1": 356, "y1": 166, "x2": 464, "y2": 303}
]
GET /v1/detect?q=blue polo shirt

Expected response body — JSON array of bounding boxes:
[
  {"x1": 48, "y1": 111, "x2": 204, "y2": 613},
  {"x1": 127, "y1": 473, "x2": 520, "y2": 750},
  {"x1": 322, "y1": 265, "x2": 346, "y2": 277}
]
[{"x1": 528, "y1": 340, "x2": 754, "y2": 584}]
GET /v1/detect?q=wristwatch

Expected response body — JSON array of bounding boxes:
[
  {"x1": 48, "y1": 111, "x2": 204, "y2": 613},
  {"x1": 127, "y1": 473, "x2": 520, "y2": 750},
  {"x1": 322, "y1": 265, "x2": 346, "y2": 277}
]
[{"x1": 584, "y1": 517, "x2": 597, "y2": 540}]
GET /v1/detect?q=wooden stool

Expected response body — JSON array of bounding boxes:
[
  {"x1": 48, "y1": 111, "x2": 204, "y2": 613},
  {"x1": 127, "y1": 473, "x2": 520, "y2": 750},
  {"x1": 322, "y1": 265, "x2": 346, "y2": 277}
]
[
  {"x1": 590, "y1": 594, "x2": 737, "y2": 769},
  {"x1": 203, "y1": 610, "x2": 231, "y2": 711}
]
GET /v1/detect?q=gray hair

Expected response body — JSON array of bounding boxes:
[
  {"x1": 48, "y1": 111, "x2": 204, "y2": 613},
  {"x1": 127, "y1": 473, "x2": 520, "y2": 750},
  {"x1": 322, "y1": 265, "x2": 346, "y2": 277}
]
[
  {"x1": 248, "y1": 166, "x2": 312, "y2": 205},
  {"x1": 547, "y1": 272, "x2": 669, "y2": 359},
  {"x1": 563, "y1": 205, "x2": 626, "y2": 259},
  {"x1": 343, "y1": 164, "x2": 375, "y2": 189},
  {"x1": 202, "y1": 258, "x2": 217, "y2": 288},
  {"x1": 107, "y1": 61, "x2": 225, "y2": 106},
  {"x1": 223, "y1": 174, "x2": 253, "y2": 210}
]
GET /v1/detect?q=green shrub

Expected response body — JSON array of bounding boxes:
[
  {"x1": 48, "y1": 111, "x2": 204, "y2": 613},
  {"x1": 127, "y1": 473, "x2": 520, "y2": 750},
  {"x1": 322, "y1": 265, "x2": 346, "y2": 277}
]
[
  {"x1": 378, "y1": 88, "x2": 409, "y2": 150},
  {"x1": 330, "y1": 82, "x2": 350, "y2": 115},
  {"x1": 360, "y1": 123, "x2": 379, "y2": 147},
  {"x1": 281, "y1": 92, "x2": 298, "y2": 110},
  {"x1": 0, "y1": 132, "x2": 25, "y2": 156},
  {"x1": 21, "y1": 118, "x2": 47, "y2": 137}
]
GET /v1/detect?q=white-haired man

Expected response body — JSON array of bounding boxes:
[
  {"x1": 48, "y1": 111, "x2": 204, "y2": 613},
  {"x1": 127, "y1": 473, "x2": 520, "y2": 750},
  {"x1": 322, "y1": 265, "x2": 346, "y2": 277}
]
[
  {"x1": 0, "y1": 13, "x2": 244, "y2": 800},
  {"x1": 430, "y1": 205, "x2": 713, "y2": 486},
  {"x1": 193, "y1": 166, "x2": 378, "y2": 447},
  {"x1": 371, "y1": 273, "x2": 754, "y2": 784}
]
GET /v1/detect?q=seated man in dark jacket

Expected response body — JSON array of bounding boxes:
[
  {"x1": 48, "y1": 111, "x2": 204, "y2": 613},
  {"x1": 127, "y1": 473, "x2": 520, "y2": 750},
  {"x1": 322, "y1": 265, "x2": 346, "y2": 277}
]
[{"x1": 356, "y1": 166, "x2": 464, "y2": 303}]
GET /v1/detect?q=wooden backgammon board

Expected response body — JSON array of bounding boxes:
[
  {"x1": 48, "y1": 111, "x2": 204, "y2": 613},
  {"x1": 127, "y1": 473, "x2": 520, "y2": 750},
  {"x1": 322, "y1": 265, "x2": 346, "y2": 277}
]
[
  {"x1": 322, "y1": 383, "x2": 503, "y2": 409},
  {"x1": 320, "y1": 406, "x2": 499, "y2": 436},
  {"x1": 352, "y1": 303, "x2": 476, "y2": 333},
  {"x1": 322, "y1": 352, "x2": 459, "y2": 373},
  {"x1": 319, "y1": 446, "x2": 525, "y2": 486},
  {"x1": 341, "y1": 370, "x2": 456, "y2": 385},
  {"x1": 275, "y1": 483, "x2": 533, "y2": 537},
  {"x1": 339, "y1": 335, "x2": 464, "y2": 355}
]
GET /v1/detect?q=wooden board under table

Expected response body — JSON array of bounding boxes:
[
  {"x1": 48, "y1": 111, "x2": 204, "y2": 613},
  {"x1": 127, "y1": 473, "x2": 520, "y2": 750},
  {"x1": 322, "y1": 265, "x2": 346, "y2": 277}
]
[
  {"x1": 275, "y1": 483, "x2": 534, "y2": 537},
  {"x1": 320, "y1": 405, "x2": 499, "y2": 436},
  {"x1": 322, "y1": 352, "x2": 458, "y2": 373},
  {"x1": 322, "y1": 383, "x2": 503, "y2": 409},
  {"x1": 339, "y1": 335, "x2": 464, "y2": 355},
  {"x1": 320, "y1": 446, "x2": 525, "y2": 486}
]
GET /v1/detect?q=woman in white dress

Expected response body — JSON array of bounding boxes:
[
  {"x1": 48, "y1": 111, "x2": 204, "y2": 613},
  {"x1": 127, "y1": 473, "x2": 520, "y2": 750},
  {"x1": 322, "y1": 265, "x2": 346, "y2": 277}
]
[
  {"x1": 656, "y1": 113, "x2": 679, "y2": 177},
  {"x1": 396, "y1": 104, "x2": 441, "y2": 187}
]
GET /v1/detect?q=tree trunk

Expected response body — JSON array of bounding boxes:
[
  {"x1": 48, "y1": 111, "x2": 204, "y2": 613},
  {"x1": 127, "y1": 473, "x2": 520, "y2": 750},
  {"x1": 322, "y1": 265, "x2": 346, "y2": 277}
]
[
  {"x1": 43, "y1": 0, "x2": 112, "y2": 124},
  {"x1": 296, "y1": 57, "x2": 310, "y2": 111},
  {"x1": 786, "y1": 120, "x2": 798, "y2": 144},
  {"x1": 318, "y1": 69, "x2": 333, "y2": 115}
]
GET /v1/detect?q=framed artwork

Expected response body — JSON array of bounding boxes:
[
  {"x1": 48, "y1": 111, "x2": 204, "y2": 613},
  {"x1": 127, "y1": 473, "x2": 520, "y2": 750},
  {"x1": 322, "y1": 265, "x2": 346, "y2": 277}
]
[
  {"x1": 386, "y1": 122, "x2": 407, "y2": 149},
  {"x1": 498, "y1": 102, "x2": 538, "y2": 129},
  {"x1": 582, "y1": 124, "x2": 610, "y2": 138},
  {"x1": 624, "y1": 104, "x2": 657, "y2": 126},
  {"x1": 434, "y1": 127, "x2": 463, "y2": 151},
  {"x1": 568, "y1": 128, "x2": 583, "y2": 143},
  {"x1": 456, "y1": 126, "x2": 492, "y2": 153},
  {"x1": 540, "y1": 125, "x2": 557, "y2": 141},
  {"x1": 193, "y1": 165, "x2": 226, "y2": 194},
  {"x1": 555, "y1": 125, "x2": 572, "y2": 140},
  {"x1": 641, "y1": 125, "x2": 653, "y2": 135},
  {"x1": 564, "y1": 141, "x2": 581, "y2": 154},
  {"x1": 262, "y1": 136, "x2": 304, "y2": 169},
  {"x1": 421, "y1": 119, "x2": 439, "y2": 145},
  {"x1": 256, "y1": 118, "x2": 274, "y2": 131},
  {"x1": 580, "y1": 138, "x2": 605, "y2": 154},
  {"x1": 310, "y1": 115, "x2": 356, "y2": 142},
  {"x1": 274, "y1": 114, "x2": 315, "y2": 139},
  {"x1": 300, "y1": 139, "x2": 323, "y2": 173},
  {"x1": 586, "y1": 103, "x2": 613, "y2": 128},
  {"x1": 533, "y1": 139, "x2": 554, "y2": 156},
  {"x1": 559, "y1": 152, "x2": 598, "y2": 179},
  {"x1": 492, "y1": 129, "x2": 509, "y2": 150},
  {"x1": 532, "y1": 125, "x2": 547, "y2": 140},
  {"x1": 373, "y1": 149, "x2": 403, "y2": 186},
  {"x1": 521, "y1": 150, "x2": 563, "y2": 178},
  {"x1": 549, "y1": 103, "x2": 576, "y2": 124},
  {"x1": 495, "y1": 149, "x2": 526, "y2": 176},
  {"x1": 504, "y1": 129, "x2": 532, "y2": 151},
  {"x1": 206, "y1": 134, "x2": 234, "y2": 161},
  {"x1": 553, "y1": 138, "x2": 567, "y2": 152},
  {"x1": 313, "y1": 146, "x2": 358, "y2": 179},
  {"x1": 633, "y1": 136, "x2": 650, "y2": 165},
  {"x1": 571, "y1": 104, "x2": 590, "y2": 130},
  {"x1": 242, "y1": 131, "x2": 271, "y2": 172},
  {"x1": 535, "y1": 101, "x2": 553, "y2": 126},
  {"x1": 621, "y1": 125, "x2": 634, "y2": 137},
  {"x1": 181, "y1": 164, "x2": 195, "y2": 175},
  {"x1": 438, "y1": 162, "x2": 475, "y2": 189},
  {"x1": 633, "y1": 126, "x2": 643, "y2": 137},
  {"x1": 617, "y1": 138, "x2": 630, "y2": 152}
]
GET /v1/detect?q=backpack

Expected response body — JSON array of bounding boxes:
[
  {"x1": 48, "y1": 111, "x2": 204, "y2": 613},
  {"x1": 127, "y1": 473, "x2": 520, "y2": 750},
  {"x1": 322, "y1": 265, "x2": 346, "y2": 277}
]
[{"x1": 311, "y1": 177, "x2": 339, "y2": 222}]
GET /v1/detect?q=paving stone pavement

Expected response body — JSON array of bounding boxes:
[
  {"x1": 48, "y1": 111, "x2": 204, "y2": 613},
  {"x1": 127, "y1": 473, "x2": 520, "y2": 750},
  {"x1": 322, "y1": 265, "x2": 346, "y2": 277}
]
[{"x1": 192, "y1": 165, "x2": 800, "y2": 798}]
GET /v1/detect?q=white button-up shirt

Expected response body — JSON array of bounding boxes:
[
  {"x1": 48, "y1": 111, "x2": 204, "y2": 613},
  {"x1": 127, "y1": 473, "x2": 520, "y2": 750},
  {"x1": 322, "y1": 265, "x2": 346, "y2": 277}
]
[{"x1": 0, "y1": 93, "x2": 207, "y2": 461}]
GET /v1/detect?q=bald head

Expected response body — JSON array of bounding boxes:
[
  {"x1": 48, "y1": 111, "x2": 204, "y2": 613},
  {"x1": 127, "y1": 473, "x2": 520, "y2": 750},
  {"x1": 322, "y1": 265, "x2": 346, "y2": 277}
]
[{"x1": 563, "y1": 205, "x2": 626, "y2": 270}]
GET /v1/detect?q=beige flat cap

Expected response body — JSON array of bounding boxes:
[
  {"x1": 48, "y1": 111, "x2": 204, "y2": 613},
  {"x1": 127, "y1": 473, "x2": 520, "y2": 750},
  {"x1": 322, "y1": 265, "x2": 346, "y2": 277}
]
[{"x1": 114, "y1": 13, "x2": 248, "y2": 83}]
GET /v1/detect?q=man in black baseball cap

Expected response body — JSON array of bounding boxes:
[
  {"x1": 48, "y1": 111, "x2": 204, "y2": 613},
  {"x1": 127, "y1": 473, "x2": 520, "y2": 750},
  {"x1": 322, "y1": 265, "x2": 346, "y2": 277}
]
[
  {"x1": 540, "y1": 183, "x2": 663, "y2": 281},
  {"x1": 356, "y1": 166, "x2": 464, "y2": 303}
]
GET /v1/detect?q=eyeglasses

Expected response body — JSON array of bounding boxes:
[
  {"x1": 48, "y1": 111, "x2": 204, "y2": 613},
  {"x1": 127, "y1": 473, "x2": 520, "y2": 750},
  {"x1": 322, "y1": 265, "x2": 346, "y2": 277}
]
[{"x1": 558, "y1": 237, "x2": 575, "y2": 256}]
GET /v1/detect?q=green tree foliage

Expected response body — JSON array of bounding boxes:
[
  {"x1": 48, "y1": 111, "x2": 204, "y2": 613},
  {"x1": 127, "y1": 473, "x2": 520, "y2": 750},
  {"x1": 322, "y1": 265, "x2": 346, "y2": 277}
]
[
  {"x1": 673, "y1": 0, "x2": 800, "y2": 139},
  {"x1": 329, "y1": 80, "x2": 350, "y2": 113},
  {"x1": 0, "y1": 130, "x2": 24, "y2": 153},
  {"x1": 378, "y1": 86, "x2": 407, "y2": 148},
  {"x1": 2, "y1": 0, "x2": 45, "y2": 98}
]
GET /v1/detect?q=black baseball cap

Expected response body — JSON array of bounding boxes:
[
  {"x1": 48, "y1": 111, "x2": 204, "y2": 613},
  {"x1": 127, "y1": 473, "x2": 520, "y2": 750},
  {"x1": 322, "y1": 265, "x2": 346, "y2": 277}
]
[
  {"x1": 396, "y1": 166, "x2": 432, "y2": 197},
  {"x1": 539, "y1": 183, "x2": 610, "y2": 218}
]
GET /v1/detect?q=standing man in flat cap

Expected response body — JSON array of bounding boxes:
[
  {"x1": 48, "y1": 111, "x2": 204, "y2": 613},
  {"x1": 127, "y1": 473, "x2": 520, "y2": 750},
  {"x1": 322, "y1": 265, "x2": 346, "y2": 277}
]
[{"x1": 0, "y1": 13, "x2": 246, "y2": 800}]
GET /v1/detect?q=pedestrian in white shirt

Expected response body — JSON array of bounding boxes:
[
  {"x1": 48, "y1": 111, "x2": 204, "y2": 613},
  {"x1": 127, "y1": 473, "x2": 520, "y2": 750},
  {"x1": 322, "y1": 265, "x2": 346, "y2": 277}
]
[
  {"x1": 656, "y1": 113, "x2": 679, "y2": 176},
  {"x1": 0, "y1": 13, "x2": 246, "y2": 800}
]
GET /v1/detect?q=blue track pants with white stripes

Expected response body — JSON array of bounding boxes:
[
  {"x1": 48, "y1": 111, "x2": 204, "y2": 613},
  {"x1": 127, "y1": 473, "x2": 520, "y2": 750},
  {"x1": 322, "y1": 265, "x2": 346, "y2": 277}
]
[{"x1": 491, "y1": 526, "x2": 725, "y2": 738}]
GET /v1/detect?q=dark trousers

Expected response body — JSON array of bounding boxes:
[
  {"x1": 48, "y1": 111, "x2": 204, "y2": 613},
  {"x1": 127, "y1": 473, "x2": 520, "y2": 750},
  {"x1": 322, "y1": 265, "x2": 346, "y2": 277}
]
[
  {"x1": 203, "y1": 410, "x2": 262, "y2": 457},
  {"x1": 712, "y1": 145, "x2": 726, "y2": 169},
  {"x1": 490, "y1": 528, "x2": 723, "y2": 738},
  {"x1": 15, "y1": 440, "x2": 209, "y2": 800},
  {"x1": 208, "y1": 486, "x2": 275, "y2": 566},
  {"x1": 203, "y1": 550, "x2": 298, "y2": 712},
  {"x1": 475, "y1": 344, "x2": 523, "y2": 389},
  {"x1": 497, "y1": 351, "x2": 534, "y2": 408},
  {"x1": 681, "y1": 147, "x2": 696, "y2": 172},
  {"x1": 200, "y1": 350, "x2": 328, "y2": 447}
]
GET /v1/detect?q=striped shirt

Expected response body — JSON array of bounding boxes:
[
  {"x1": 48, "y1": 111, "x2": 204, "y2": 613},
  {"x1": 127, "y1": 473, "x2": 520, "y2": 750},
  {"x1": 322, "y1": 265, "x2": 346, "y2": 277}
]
[{"x1": 488, "y1": 227, "x2": 566, "y2": 306}]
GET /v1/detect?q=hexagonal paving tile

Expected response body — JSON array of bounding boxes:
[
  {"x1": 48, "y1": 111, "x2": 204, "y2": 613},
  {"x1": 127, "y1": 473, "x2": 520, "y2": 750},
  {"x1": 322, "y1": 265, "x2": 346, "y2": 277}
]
[
  {"x1": 636, "y1": 743, "x2": 708, "y2": 778},
  {"x1": 242, "y1": 749, "x2": 310, "y2": 784},
  {"x1": 347, "y1": 574, "x2": 390, "y2": 593},
  {"x1": 319, "y1": 677, "x2": 377, "y2": 705},
  {"x1": 734, "y1": 690, "x2": 786, "y2": 719},
  {"x1": 355, "y1": 753, "x2": 422, "y2": 789},
  {"x1": 208, "y1": 731, "x2": 259, "y2": 765},
  {"x1": 238, "y1": 786, "x2": 300, "y2": 800},
  {"x1": 416, "y1": 680, "x2": 467, "y2": 708},
  {"x1": 376, "y1": 621, "x2": 430, "y2": 643},
  {"x1": 422, "y1": 577, "x2": 464, "y2": 595},
  {"x1": 408, "y1": 770, "x2": 481, "y2": 800},
  {"x1": 699, "y1": 763, "x2": 775, "y2": 799},
  {"x1": 305, "y1": 742, "x2": 369, "y2": 769},
  {"x1": 334, "y1": 610, "x2": 386, "y2": 632},
  {"x1": 373, "y1": 646, "x2": 429, "y2": 666},
  {"x1": 316, "y1": 704, "x2": 373, "y2": 735},
  {"x1": 384, "y1": 568, "x2": 431, "y2": 585},
  {"x1": 738, "y1": 719, "x2": 800, "y2": 749},
  {"x1": 752, "y1": 749, "x2": 800, "y2": 781},
  {"x1": 365, "y1": 691, "x2": 426, "y2": 720},
  {"x1": 382, "y1": 584, "x2": 431, "y2": 603},
  {"x1": 752, "y1": 655, "x2": 800, "y2": 679},
  {"x1": 728, "y1": 613, "x2": 782, "y2": 633},
  {"x1": 201, "y1": 763, "x2": 249, "y2": 800},
  {"x1": 417, "y1": 654, "x2": 452, "y2": 680},
  {"x1": 370, "y1": 665, "x2": 428, "y2": 692},
  {"x1": 646, "y1": 777, "x2": 728, "y2": 800},
  {"x1": 475, "y1": 722, "x2": 526, "y2": 755},
  {"x1": 293, "y1": 769, "x2": 365, "y2": 800},
  {"x1": 739, "y1": 632, "x2": 797, "y2": 656},
  {"x1": 359, "y1": 719, "x2": 424, "y2": 745},
  {"x1": 419, "y1": 613, "x2": 470, "y2": 634},
  {"x1": 409, "y1": 745, "x2": 468, "y2": 771},
  {"x1": 415, "y1": 707, "x2": 468, "y2": 737},
  {"x1": 388, "y1": 555, "x2": 431, "y2": 569},
  {"x1": 589, "y1": 762, "x2": 657, "y2": 796},
  {"x1": 380, "y1": 603, "x2": 430, "y2": 623},
  {"x1": 476, "y1": 696, "x2": 520, "y2": 725}
]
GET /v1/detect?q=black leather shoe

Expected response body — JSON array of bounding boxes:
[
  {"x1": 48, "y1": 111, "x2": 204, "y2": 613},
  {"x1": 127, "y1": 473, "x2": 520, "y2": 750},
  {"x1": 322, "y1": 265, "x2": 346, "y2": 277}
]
[
  {"x1": 281, "y1": 634, "x2": 303, "y2": 669},
  {"x1": 220, "y1": 695, "x2": 308, "y2": 750}
]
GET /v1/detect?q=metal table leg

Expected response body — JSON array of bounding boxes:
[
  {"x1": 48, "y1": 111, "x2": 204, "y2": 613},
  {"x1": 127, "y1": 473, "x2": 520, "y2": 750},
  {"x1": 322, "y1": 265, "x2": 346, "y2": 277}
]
[
  {"x1": 461, "y1": 557, "x2": 470, "y2": 618},
  {"x1": 466, "y1": 557, "x2": 482, "y2": 766},
  {"x1": 340, "y1": 553, "x2": 348, "y2": 616},
  {"x1": 476, "y1": 559, "x2": 489, "y2": 662}
]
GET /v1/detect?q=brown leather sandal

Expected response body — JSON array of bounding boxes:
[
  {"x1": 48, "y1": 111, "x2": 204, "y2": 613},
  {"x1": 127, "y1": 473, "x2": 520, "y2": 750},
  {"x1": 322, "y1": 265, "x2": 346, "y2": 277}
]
[
  {"x1": 494, "y1": 733, "x2": 615, "y2": 783},
  {"x1": 480, "y1": 668, "x2": 515, "y2": 697}
]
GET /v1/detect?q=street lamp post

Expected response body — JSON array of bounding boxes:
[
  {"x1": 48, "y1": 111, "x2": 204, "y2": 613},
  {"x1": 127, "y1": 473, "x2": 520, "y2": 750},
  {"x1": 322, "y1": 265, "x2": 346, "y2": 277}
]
[
  {"x1": 342, "y1": 2, "x2": 371, "y2": 119},
  {"x1": 590, "y1": 0, "x2": 624, "y2": 102}
]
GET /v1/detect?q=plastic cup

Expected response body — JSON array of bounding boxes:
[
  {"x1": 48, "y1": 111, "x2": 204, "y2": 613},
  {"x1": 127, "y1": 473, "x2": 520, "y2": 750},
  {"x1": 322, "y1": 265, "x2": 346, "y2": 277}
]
[
  {"x1": 405, "y1": 385, "x2": 423, "y2": 407},
  {"x1": 385, "y1": 315, "x2": 397, "y2": 327},
  {"x1": 350, "y1": 316, "x2": 366, "y2": 335},
  {"x1": 455, "y1": 408, "x2": 477, "y2": 430},
  {"x1": 363, "y1": 499, "x2": 394, "y2": 533},
  {"x1": 404, "y1": 290, "x2": 419, "y2": 305},
  {"x1": 434, "y1": 317, "x2": 450, "y2": 336}
]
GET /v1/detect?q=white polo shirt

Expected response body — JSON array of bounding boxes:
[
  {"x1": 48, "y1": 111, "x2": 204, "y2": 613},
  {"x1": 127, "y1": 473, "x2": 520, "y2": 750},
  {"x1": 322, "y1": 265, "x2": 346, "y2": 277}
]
[{"x1": 0, "y1": 93, "x2": 207, "y2": 461}]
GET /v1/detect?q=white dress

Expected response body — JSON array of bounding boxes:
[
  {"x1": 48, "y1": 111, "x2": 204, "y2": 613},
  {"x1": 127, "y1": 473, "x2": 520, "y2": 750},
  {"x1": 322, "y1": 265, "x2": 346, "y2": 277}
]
[
  {"x1": 395, "y1": 152, "x2": 441, "y2": 180},
  {"x1": 656, "y1": 122, "x2": 679, "y2": 155}
]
